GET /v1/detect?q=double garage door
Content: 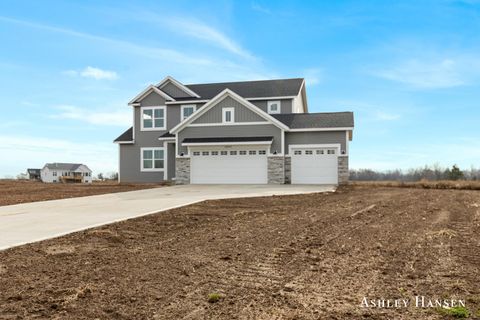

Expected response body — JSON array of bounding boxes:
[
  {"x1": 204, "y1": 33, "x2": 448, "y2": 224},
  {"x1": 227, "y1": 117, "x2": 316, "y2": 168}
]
[
  {"x1": 190, "y1": 146, "x2": 268, "y2": 184},
  {"x1": 291, "y1": 147, "x2": 338, "y2": 184}
]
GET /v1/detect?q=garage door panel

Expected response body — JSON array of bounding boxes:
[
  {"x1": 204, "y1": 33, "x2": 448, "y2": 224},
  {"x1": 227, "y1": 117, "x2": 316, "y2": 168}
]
[
  {"x1": 291, "y1": 147, "x2": 338, "y2": 184},
  {"x1": 190, "y1": 148, "x2": 268, "y2": 184}
]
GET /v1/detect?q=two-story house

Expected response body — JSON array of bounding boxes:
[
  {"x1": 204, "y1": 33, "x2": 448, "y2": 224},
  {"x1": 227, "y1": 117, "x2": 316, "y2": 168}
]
[{"x1": 114, "y1": 77, "x2": 354, "y2": 185}]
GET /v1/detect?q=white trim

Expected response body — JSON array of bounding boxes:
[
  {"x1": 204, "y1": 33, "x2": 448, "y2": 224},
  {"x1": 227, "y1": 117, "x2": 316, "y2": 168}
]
[
  {"x1": 267, "y1": 100, "x2": 281, "y2": 114},
  {"x1": 187, "y1": 121, "x2": 269, "y2": 127},
  {"x1": 288, "y1": 127, "x2": 354, "y2": 132},
  {"x1": 166, "y1": 99, "x2": 209, "y2": 105},
  {"x1": 128, "y1": 85, "x2": 174, "y2": 105},
  {"x1": 118, "y1": 144, "x2": 121, "y2": 182},
  {"x1": 114, "y1": 141, "x2": 134, "y2": 144},
  {"x1": 345, "y1": 131, "x2": 349, "y2": 156},
  {"x1": 164, "y1": 96, "x2": 296, "y2": 105},
  {"x1": 222, "y1": 107, "x2": 235, "y2": 123},
  {"x1": 170, "y1": 88, "x2": 289, "y2": 134},
  {"x1": 158, "y1": 136, "x2": 175, "y2": 141},
  {"x1": 163, "y1": 140, "x2": 176, "y2": 180},
  {"x1": 246, "y1": 96, "x2": 296, "y2": 101},
  {"x1": 140, "y1": 106, "x2": 167, "y2": 131},
  {"x1": 157, "y1": 76, "x2": 201, "y2": 98},
  {"x1": 281, "y1": 129, "x2": 285, "y2": 155},
  {"x1": 181, "y1": 104, "x2": 197, "y2": 121},
  {"x1": 183, "y1": 140, "x2": 273, "y2": 147},
  {"x1": 140, "y1": 147, "x2": 165, "y2": 172},
  {"x1": 298, "y1": 79, "x2": 308, "y2": 112}
]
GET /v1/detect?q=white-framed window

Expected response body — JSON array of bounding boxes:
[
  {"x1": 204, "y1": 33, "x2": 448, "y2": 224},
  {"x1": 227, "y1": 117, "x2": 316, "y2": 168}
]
[
  {"x1": 222, "y1": 107, "x2": 235, "y2": 123},
  {"x1": 193, "y1": 151, "x2": 200, "y2": 156},
  {"x1": 202, "y1": 151, "x2": 209, "y2": 156},
  {"x1": 211, "y1": 151, "x2": 219, "y2": 156},
  {"x1": 259, "y1": 150, "x2": 266, "y2": 155},
  {"x1": 294, "y1": 150, "x2": 302, "y2": 155},
  {"x1": 239, "y1": 150, "x2": 247, "y2": 155},
  {"x1": 181, "y1": 104, "x2": 196, "y2": 121},
  {"x1": 141, "y1": 106, "x2": 166, "y2": 131},
  {"x1": 249, "y1": 150, "x2": 257, "y2": 155},
  {"x1": 53, "y1": 171, "x2": 57, "y2": 176},
  {"x1": 316, "y1": 149, "x2": 324, "y2": 155},
  {"x1": 230, "y1": 150, "x2": 237, "y2": 155},
  {"x1": 327, "y1": 149, "x2": 336, "y2": 155},
  {"x1": 267, "y1": 100, "x2": 281, "y2": 114},
  {"x1": 220, "y1": 151, "x2": 228, "y2": 155},
  {"x1": 141, "y1": 147, "x2": 165, "y2": 171},
  {"x1": 305, "y1": 150, "x2": 313, "y2": 155}
]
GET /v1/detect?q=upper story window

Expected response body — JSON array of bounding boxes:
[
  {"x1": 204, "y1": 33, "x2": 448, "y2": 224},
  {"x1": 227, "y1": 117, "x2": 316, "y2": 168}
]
[
  {"x1": 222, "y1": 107, "x2": 235, "y2": 123},
  {"x1": 181, "y1": 104, "x2": 197, "y2": 121},
  {"x1": 267, "y1": 101, "x2": 281, "y2": 114},
  {"x1": 141, "y1": 106, "x2": 166, "y2": 131}
]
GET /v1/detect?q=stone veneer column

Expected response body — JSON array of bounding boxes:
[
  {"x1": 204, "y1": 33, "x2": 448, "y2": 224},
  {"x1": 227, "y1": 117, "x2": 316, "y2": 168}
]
[
  {"x1": 284, "y1": 156, "x2": 291, "y2": 184},
  {"x1": 338, "y1": 156, "x2": 349, "y2": 185},
  {"x1": 268, "y1": 156, "x2": 285, "y2": 184},
  {"x1": 175, "y1": 157, "x2": 190, "y2": 184}
]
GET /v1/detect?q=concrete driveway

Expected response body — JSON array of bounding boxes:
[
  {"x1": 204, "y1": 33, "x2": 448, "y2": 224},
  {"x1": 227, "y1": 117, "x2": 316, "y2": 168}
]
[{"x1": 0, "y1": 184, "x2": 334, "y2": 250}]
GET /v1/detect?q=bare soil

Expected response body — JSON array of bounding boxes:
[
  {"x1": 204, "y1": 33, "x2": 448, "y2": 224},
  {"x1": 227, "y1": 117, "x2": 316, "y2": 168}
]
[
  {"x1": 0, "y1": 180, "x2": 163, "y2": 206},
  {"x1": 1, "y1": 186, "x2": 479, "y2": 319}
]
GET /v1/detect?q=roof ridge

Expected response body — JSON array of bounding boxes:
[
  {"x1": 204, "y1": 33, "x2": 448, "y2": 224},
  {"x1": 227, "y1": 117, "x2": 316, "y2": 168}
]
[{"x1": 185, "y1": 78, "x2": 304, "y2": 86}]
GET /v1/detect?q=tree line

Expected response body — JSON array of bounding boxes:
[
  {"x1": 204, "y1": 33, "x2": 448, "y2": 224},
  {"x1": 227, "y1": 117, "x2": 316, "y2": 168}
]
[{"x1": 350, "y1": 164, "x2": 480, "y2": 181}]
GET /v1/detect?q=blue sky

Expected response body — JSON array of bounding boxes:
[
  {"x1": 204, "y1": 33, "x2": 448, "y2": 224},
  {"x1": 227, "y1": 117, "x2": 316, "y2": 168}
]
[{"x1": 0, "y1": 0, "x2": 479, "y2": 176}]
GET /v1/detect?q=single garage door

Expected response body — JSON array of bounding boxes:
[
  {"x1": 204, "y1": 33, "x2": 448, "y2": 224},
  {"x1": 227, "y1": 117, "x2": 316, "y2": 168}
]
[
  {"x1": 190, "y1": 147, "x2": 268, "y2": 184},
  {"x1": 291, "y1": 147, "x2": 338, "y2": 184}
]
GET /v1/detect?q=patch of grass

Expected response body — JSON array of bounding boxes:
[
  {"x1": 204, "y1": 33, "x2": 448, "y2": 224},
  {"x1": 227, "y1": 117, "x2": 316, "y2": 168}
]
[
  {"x1": 437, "y1": 306, "x2": 470, "y2": 318},
  {"x1": 207, "y1": 293, "x2": 222, "y2": 303},
  {"x1": 351, "y1": 180, "x2": 480, "y2": 190}
]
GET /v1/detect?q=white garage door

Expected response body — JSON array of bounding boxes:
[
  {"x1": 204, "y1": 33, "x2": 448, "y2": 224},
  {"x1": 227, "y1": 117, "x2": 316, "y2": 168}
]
[
  {"x1": 190, "y1": 147, "x2": 268, "y2": 184},
  {"x1": 291, "y1": 147, "x2": 338, "y2": 184}
]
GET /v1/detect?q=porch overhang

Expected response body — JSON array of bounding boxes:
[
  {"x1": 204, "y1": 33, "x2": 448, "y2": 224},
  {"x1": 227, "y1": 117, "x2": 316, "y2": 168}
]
[{"x1": 182, "y1": 136, "x2": 273, "y2": 147}]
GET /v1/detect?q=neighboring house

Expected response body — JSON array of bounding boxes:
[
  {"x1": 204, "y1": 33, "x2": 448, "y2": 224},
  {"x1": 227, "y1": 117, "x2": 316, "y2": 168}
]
[
  {"x1": 40, "y1": 163, "x2": 93, "y2": 183},
  {"x1": 27, "y1": 168, "x2": 41, "y2": 180},
  {"x1": 114, "y1": 76, "x2": 354, "y2": 185}
]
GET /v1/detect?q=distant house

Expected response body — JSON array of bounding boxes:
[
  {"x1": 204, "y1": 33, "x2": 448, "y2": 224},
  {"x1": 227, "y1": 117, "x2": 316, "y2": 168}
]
[
  {"x1": 27, "y1": 168, "x2": 41, "y2": 180},
  {"x1": 40, "y1": 163, "x2": 93, "y2": 183}
]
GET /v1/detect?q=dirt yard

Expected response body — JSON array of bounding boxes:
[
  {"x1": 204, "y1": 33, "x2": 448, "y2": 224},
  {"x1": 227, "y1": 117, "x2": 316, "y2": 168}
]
[
  {"x1": 0, "y1": 180, "x2": 163, "y2": 206},
  {"x1": 1, "y1": 186, "x2": 479, "y2": 319}
]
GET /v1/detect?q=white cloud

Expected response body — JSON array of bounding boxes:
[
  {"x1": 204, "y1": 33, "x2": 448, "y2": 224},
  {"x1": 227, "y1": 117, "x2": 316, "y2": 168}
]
[
  {"x1": 374, "y1": 111, "x2": 400, "y2": 121},
  {"x1": 372, "y1": 57, "x2": 480, "y2": 89},
  {"x1": 303, "y1": 68, "x2": 323, "y2": 86},
  {"x1": 64, "y1": 66, "x2": 118, "y2": 80},
  {"x1": 50, "y1": 105, "x2": 130, "y2": 126},
  {"x1": 162, "y1": 17, "x2": 254, "y2": 60},
  {"x1": 0, "y1": 135, "x2": 117, "y2": 177},
  {"x1": 251, "y1": 2, "x2": 272, "y2": 14}
]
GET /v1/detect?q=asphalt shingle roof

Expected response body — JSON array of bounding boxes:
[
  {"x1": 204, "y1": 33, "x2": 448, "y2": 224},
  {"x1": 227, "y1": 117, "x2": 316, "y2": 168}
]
[
  {"x1": 44, "y1": 163, "x2": 89, "y2": 171},
  {"x1": 114, "y1": 127, "x2": 133, "y2": 142},
  {"x1": 185, "y1": 78, "x2": 304, "y2": 99},
  {"x1": 272, "y1": 112, "x2": 354, "y2": 129},
  {"x1": 182, "y1": 136, "x2": 274, "y2": 144}
]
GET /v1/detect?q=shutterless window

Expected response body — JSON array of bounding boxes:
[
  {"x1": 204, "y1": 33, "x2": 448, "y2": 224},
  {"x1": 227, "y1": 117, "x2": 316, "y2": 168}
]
[
  {"x1": 230, "y1": 150, "x2": 237, "y2": 155},
  {"x1": 305, "y1": 150, "x2": 313, "y2": 155},
  {"x1": 142, "y1": 107, "x2": 165, "y2": 130},
  {"x1": 202, "y1": 151, "x2": 209, "y2": 156},
  {"x1": 294, "y1": 150, "x2": 302, "y2": 155},
  {"x1": 142, "y1": 148, "x2": 164, "y2": 170},
  {"x1": 259, "y1": 150, "x2": 266, "y2": 155},
  {"x1": 327, "y1": 149, "x2": 336, "y2": 155},
  {"x1": 193, "y1": 151, "x2": 200, "y2": 156},
  {"x1": 267, "y1": 101, "x2": 281, "y2": 114},
  {"x1": 239, "y1": 150, "x2": 247, "y2": 155},
  {"x1": 181, "y1": 105, "x2": 196, "y2": 120},
  {"x1": 211, "y1": 151, "x2": 219, "y2": 156},
  {"x1": 249, "y1": 150, "x2": 256, "y2": 155},
  {"x1": 222, "y1": 107, "x2": 234, "y2": 123},
  {"x1": 220, "y1": 151, "x2": 228, "y2": 155},
  {"x1": 316, "y1": 150, "x2": 324, "y2": 155}
]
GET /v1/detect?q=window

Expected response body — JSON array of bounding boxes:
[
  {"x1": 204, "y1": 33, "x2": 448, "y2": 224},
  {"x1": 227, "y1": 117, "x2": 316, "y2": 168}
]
[
  {"x1": 267, "y1": 101, "x2": 281, "y2": 114},
  {"x1": 294, "y1": 150, "x2": 302, "y2": 155},
  {"x1": 316, "y1": 150, "x2": 324, "y2": 155},
  {"x1": 202, "y1": 151, "x2": 209, "y2": 156},
  {"x1": 141, "y1": 106, "x2": 166, "y2": 130},
  {"x1": 327, "y1": 149, "x2": 336, "y2": 155},
  {"x1": 222, "y1": 107, "x2": 235, "y2": 123},
  {"x1": 211, "y1": 151, "x2": 219, "y2": 156},
  {"x1": 141, "y1": 148, "x2": 164, "y2": 171},
  {"x1": 230, "y1": 150, "x2": 237, "y2": 155},
  {"x1": 220, "y1": 151, "x2": 228, "y2": 155},
  {"x1": 305, "y1": 150, "x2": 313, "y2": 155},
  {"x1": 181, "y1": 105, "x2": 196, "y2": 120},
  {"x1": 53, "y1": 171, "x2": 57, "y2": 176},
  {"x1": 239, "y1": 150, "x2": 247, "y2": 155},
  {"x1": 193, "y1": 151, "x2": 200, "y2": 156},
  {"x1": 249, "y1": 150, "x2": 257, "y2": 155},
  {"x1": 259, "y1": 150, "x2": 266, "y2": 155}
]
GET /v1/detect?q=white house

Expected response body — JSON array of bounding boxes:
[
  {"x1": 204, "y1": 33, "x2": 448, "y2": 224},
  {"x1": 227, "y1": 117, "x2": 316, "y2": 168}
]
[{"x1": 40, "y1": 163, "x2": 93, "y2": 183}]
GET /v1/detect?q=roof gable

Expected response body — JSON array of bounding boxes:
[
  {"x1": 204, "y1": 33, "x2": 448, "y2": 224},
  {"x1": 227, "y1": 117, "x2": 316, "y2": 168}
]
[
  {"x1": 170, "y1": 89, "x2": 290, "y2": 134},
  {"x1": 156, "y1": 76, "x2": 200, "y2": 98},
  {"x1": 128, "y1": 85, "x2": 174, "y2": 105}
]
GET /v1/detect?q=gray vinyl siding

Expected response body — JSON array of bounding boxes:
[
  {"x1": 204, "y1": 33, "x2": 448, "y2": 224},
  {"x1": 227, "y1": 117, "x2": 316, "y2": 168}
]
[
  {"x1": 250, "y1": 99, "x2": 293, "y2": 114},
  {"x1": 178, "y1": 124, "x2": 282, "y2": 155},
  {"x1": 192, "y1": 96, "x2": 267, "y2": 124},
  {"x1": 161, "y1": 82, "x2": 191, "y2": 98},
  {"x1": 167, "y1": 142, "x2": 175, "y2": 180},
  {"x1": 119, "y1": 144, "x2": 165, "y2": 183},
  {"x1": 285, "y1": 131, "x2": 347, "y2": 154}
]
